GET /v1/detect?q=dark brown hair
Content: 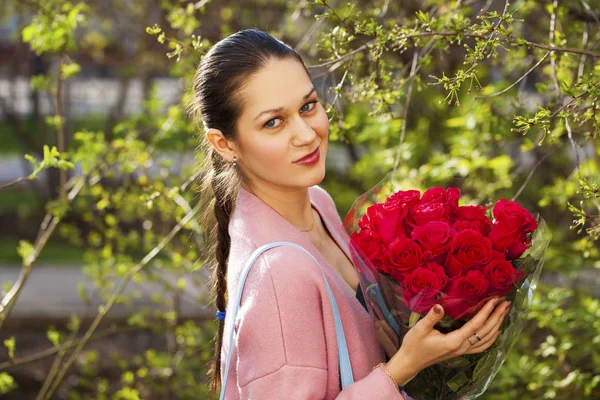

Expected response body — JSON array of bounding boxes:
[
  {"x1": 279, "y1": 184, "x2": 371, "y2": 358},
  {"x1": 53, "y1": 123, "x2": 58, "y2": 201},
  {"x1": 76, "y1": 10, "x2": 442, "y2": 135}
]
[{"x1": 188, "y1": 28, "x2": 309, "y2": 393}]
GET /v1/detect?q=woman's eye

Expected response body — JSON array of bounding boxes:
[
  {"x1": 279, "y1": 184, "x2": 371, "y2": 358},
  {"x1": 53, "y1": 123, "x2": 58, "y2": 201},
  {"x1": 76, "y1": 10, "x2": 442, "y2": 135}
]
[
  {"x1": 265, "y1": 118, "x2": 281, "y2": 128},
  {"x1": 301, "y1": 101, "x2": 317, "y2": 112}
]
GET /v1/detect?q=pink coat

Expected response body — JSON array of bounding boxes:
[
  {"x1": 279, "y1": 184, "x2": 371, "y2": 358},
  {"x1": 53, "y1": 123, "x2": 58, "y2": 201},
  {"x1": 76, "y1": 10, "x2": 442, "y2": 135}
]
[{"x1": 221, "y1": 185, "x2": 410, "y2": 399}]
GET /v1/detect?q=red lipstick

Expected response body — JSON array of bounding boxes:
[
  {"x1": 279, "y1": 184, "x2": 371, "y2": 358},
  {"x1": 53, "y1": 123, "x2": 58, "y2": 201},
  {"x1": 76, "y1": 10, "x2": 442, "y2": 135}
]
[{"x1": 295, "y1": 148, "x2": 320, "y2": 166}]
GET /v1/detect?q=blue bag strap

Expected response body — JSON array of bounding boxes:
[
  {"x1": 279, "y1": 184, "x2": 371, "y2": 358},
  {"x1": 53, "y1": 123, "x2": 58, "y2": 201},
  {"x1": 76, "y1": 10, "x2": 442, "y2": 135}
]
[{"x1": 220, "y1": 241, "x2": 354, "y2": 400}]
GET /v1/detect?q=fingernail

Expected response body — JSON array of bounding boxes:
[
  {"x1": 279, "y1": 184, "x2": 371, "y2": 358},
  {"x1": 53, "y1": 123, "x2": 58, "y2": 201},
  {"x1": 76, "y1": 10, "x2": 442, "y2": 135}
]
[{"x1": 434, "y1": 305, "x2": 442, "y2": 315}]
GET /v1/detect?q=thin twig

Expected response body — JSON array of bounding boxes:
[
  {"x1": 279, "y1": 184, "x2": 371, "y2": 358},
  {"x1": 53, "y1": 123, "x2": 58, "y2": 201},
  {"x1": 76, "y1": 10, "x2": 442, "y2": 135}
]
[
  {"x1": 328, "y1": 69, "x2": 348, "y2": 115},
  {"x1": 579, "y1": 0, "x2": 600, "y2": 30},
  {"x1": 0, "y1": 177, "x2": 32, "y2": 190},
  {"x1": 392, "y1": 50, "x2": 419, "y2": 175},
  {"x1": 519, "y1": 38, "x2": 600, "y2": 58},
  {"x1": 308, "y1": 40, "x2": 375, "y2": 69},
  {"x1": 548, "y1": 0, "x2": 560, "y2": 99},
  {"x1": 0, "y1": 325, "x2": 144, "y2": 371},
  {"x1": 512, "y1": 147, "x2": 562, "y2": 201},
  {"x1": 476, "y1": 52, "x2": 551, "y2": 99},
  {"x1": 548, "y1": 82, "x2": 600, "y2": 120},
  {"x1": 576, "y1": 25, "x2": 589, "y2": 81},
  {"x1": 565, "y1": 117, "x2": 581, "y2": 180},
  {"x1": 56, "y1": 53, "x2": 67, "y2": 201}
]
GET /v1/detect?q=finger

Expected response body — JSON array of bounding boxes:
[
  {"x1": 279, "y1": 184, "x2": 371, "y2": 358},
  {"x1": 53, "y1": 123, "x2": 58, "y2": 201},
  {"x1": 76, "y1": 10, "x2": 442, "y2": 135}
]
[
  {"x1": 459, "y1": 302, "x2": 510, "y2": 354},
  {"x1": 447, "y1": 297, "x2": 503, "y2": 343},
  {"x1": 472, "y1": 303, "x2": 510, "y2": 346},
  {"x1": 464, "y1": 330, "x2": 502, "y2": 354},
  {"x1": 415, "y1": 304, "x2": 445, "y2": 332},
  {"x1": 472, "y1": 300, "x2": 510, "y2": 339},
  {"x1": 459, "y1": 307, "x2": 508, "y2": 355},
  {"x1": 457, "y1": 303, "x2": 508, "y2": 353}
]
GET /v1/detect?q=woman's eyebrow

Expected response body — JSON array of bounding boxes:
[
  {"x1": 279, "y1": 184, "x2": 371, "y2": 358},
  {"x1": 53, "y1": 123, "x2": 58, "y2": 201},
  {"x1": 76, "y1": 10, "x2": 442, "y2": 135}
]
[{"x1": 253, "y1": 87, "x2": 316, "y2": 121}]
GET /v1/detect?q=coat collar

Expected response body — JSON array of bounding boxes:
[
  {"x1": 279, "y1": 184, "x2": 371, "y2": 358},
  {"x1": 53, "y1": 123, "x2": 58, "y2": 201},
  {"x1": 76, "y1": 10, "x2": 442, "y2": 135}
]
[{"x1": 229, "y1": 185, "x2": 354, "y2": 292}]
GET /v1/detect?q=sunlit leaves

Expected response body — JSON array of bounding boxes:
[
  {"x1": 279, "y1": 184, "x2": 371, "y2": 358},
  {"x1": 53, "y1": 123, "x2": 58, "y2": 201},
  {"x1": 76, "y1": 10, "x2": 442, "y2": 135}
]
[{"x1": 22, "y1": 1, "x2": 88, "y2": 54}]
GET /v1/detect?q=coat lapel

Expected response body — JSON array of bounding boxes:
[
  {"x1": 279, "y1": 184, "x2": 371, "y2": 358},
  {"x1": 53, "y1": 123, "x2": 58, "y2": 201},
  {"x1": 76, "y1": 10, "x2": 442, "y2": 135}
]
[{"x1": 229, "y1": 185, "x2": 356, "y2": 296}]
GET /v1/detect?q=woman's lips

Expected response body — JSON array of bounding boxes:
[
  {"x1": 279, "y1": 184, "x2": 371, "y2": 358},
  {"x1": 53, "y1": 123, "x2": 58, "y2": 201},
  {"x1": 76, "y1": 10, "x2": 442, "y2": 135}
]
[{"x1": 295, "y1": 148, "x2": 320, "y2": 166}]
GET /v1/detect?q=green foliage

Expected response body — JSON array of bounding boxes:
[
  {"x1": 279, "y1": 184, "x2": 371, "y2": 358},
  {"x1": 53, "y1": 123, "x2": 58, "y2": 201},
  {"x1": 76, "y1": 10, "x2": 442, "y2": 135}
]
[
  {"x1": 22, "y1": 1, "x2": 88, "y2": 54},
  {"x1": 3, "y1": 337, "x2": 15, "y2": 360},
  {"x1": 0, "y1": 372, "x2": 17, "y2": 396},
  {"x1": 24, "y1": 145, "x2": 74, "y2": 181}
]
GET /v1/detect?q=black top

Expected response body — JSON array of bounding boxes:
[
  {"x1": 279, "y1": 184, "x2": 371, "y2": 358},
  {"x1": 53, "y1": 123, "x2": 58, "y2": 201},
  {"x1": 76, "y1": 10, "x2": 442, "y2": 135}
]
[{"x1": 355, "y1": 283, "x2": 368, "y2": 312}]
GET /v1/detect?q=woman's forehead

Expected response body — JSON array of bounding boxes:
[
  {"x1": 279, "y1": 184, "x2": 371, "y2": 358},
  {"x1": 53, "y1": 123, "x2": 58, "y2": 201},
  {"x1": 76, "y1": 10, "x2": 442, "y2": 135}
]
[{"x1": 238, "y1": 58, "x2": 313, "y2": 120}]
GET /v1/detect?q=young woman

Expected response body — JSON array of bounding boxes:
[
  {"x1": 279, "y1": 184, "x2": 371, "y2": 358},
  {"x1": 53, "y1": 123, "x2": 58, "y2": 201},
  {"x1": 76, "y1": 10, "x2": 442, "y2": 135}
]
[{"x1": 192, "y1": 28, "x2": 510, "y2": 399}]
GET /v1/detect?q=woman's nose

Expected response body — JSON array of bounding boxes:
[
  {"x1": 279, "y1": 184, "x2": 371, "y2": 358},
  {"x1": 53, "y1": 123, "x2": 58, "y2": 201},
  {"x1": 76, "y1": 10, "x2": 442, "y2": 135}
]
[{"x1": 292, "y1": 116, "x2": 317, "y2": 145}]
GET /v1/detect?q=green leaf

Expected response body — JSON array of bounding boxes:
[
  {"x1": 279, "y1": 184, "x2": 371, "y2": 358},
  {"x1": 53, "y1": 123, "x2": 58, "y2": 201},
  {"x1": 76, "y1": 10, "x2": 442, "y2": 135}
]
[
  {"x1": 67, "y1": 314, "x2": 81, "y2": 333},
  {"x1": 46, "y1": 326, "x2": 64, "y2": 346},
  {"x1": 409, "y1": 311, "x2": 422, "y2": 328},
  {"x1": 3, "y1": 337, "x2": 15, "y2": 359},
  {"x1": 446, "y1": 370, "x2": 470, "y2": 392},
  {"x1": 0, "y1": 372, "x2": 17, "y2": 395},
  {"x1": 61, "y1": 62, "x2": 81, "y2": 79},
  {"x1": 17, "y1": 240, "x2": 34, "y2": 265}
]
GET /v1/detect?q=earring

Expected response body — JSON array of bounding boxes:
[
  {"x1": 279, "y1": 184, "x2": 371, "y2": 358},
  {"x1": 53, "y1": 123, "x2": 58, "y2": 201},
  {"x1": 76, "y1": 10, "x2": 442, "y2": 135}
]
[{"x1": 232, "y1": 155, "x2": 237, "y2": 168}]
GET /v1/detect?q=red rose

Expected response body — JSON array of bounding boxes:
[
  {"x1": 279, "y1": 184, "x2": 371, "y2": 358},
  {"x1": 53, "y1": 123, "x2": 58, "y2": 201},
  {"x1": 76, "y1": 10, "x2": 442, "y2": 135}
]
[
  {"x1": 422, "y1": 187, "x2": 461, "y2": 214},
  {"x1": 483, "y1": 259, "x2": 525, "y2": 297},
  {"x1": 409, "y1": 202, "x2": 450, "y2": 227},
  {"x1": 411, "y1": 221, "x2": 454, "y2": 264},
  {"x1": 491, "y1": 250, "x2": 506, "y2": 259},
  {"x1": 492, "y1": 199, "x2": 537, "y2": 233},
  {"x1": 357, "y1": 213, "x2": 370, "y2": 230},
  {"x1": 360, "y1": 203, "x2": 405, "y2": 244},
  {"x1": 386, "y1": 237, "x2": 423, "y2": 281},
  {"x1": 440, "y1": 270, "x2": 490, "y2": 320},
  {"x1": 371, "y1": 249, "x2": 392, "y2": 276},
  {"x1": 489, "y1": 199, "x2": 537, "y2": 260},
  {"x1": 452, "y1": 205, "x2": 492, "y2": 236},
  {"x1": 488, "y1": 222, "x2": 531, "y2": 260},
  {"x1": 385, "y1": 189, "x2": 421, "y2": 209},
  {"x1": 350, "y1": 228, "x2": 383, "y2": 262},
  {"x1": 445, "y1": 229, "x2": 493, "y2": 277},
  {"x1": 402, "y1": 262, "x2": 447, "y2": 314}
]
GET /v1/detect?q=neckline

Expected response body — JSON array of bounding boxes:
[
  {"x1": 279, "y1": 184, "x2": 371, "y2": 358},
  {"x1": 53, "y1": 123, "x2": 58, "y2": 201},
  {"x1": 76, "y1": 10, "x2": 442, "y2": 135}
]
[{"x1": 238, "y1": 185, "x2": 358, "y2": 296}]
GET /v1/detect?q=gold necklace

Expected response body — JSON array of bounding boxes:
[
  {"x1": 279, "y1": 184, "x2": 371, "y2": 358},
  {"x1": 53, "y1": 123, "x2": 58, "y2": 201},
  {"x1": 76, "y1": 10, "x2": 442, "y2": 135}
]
[{"x1": 298, "y1": 211, "x2": 316, "y2": 232}]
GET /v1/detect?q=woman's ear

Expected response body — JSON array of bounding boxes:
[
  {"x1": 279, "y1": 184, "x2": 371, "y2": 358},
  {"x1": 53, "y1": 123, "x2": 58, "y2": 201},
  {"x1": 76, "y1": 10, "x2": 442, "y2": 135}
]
[{"x1": 205, "y1": 128, "x2": 237, "y2": 162}]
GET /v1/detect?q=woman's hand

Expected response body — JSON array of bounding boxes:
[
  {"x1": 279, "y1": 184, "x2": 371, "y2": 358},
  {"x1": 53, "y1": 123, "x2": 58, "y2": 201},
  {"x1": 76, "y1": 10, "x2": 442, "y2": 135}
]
[{"x1": 385, "y1": 297, "x2": 510, "y2": 386}]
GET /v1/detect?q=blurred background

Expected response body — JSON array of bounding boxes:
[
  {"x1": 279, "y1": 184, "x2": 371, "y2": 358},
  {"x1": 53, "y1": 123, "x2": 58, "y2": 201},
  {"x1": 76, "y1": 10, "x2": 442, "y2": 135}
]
[{"x1": 0, "y1": 0, "x2": 599, "y2": 399}]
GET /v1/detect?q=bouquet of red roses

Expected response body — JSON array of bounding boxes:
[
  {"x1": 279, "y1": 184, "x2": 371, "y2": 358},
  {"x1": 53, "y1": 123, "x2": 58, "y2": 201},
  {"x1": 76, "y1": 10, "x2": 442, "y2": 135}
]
[{"x1": 343, "y1": 173, "x2": 551, "y2": 400}]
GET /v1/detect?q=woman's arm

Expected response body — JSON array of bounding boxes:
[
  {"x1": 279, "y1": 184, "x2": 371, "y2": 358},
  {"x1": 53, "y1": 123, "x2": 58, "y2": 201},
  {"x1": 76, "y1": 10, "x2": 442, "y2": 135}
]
[{"x1": 230, "y1": 247, "x2": 404, "y2": 399}]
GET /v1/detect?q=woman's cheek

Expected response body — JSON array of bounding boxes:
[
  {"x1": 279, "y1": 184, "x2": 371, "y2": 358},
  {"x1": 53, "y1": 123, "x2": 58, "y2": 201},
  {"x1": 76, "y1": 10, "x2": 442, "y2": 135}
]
[
  {"x1": 315, "y1": 108, "x2": 330, "y2": 139},
  {"x1": 255, "y1": 139, "x2": 289, "y2": 168}
]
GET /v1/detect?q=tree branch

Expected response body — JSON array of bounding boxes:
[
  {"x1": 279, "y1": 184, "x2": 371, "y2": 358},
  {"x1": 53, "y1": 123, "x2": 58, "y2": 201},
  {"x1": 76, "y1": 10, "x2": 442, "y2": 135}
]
[
  {"x1": 0, "y1": 177, "x2": 33, "y2": 191},
  {"x1": 476, "y1": 51, "x2": 550, "y2": 99},
  {"x1": 0, "y1": 176, "x2": 86, "y2": 331}
]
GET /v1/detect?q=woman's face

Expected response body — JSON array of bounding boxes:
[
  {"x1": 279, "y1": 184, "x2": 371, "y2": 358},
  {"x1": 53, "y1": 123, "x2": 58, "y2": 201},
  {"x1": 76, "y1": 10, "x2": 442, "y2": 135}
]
[{"x1": 233, "y1": 57, "x2": 329, "y2": 192}]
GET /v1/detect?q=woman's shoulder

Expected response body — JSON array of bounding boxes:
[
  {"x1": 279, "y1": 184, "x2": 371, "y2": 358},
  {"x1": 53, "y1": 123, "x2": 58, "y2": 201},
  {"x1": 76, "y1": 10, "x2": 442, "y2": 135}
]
[{"x1": 242, "y1": 243, "x2": 325, "y2": 290}]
